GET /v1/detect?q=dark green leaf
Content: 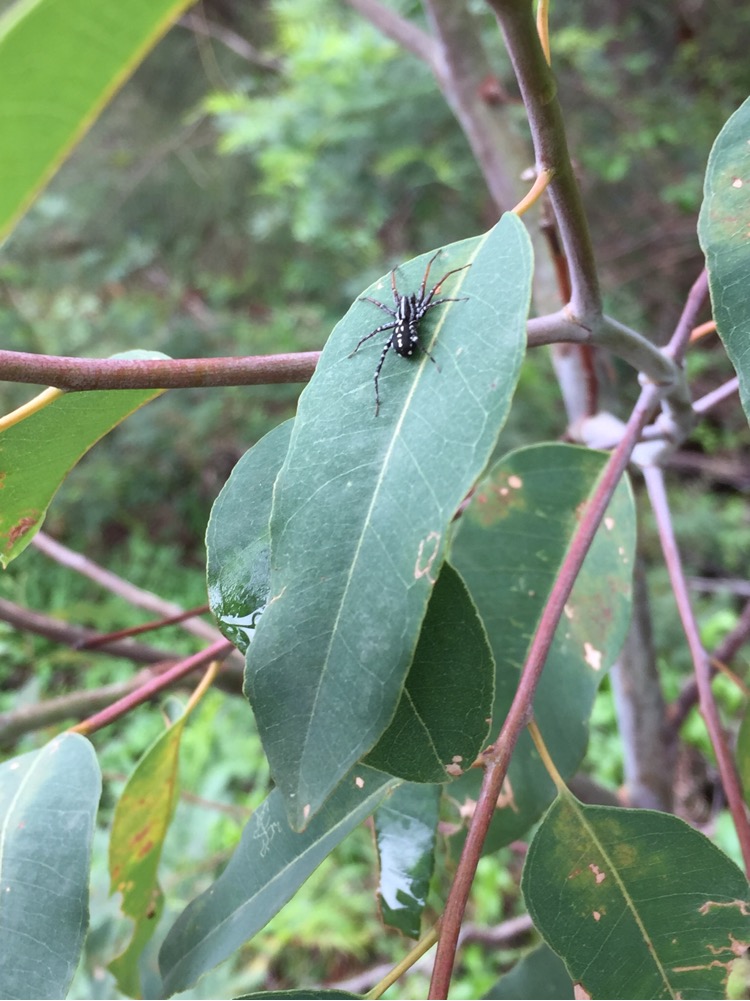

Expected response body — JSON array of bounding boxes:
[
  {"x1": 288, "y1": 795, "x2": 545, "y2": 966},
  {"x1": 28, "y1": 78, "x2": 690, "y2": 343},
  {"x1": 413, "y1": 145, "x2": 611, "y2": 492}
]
[
  {"x1": 206, "y1": 420, "x2": 293, "y2": 653},
  {"x1": 699, "y1": 95, "x2": 750, "y2": 426},
  {"x1": 374, "y1": 782, "x2": 440, "y2": 937},
  {"x1": 484, "y1": 943, "x2": 573, "y2": 999},
  {"x1": 364, "y1": 562, "x2": 494, "y2": 782},
  {"x1": 159, "y1": 766, "x2": 396, "y2": 995},
  {"x1": 523, "y1": 797, "x2": 750, "y2": 1000},
  {"x1": 450, "y1": 444, "x2": 635, "y2": 848},
  {"x1": 0, "y1": 351, "x2": 167, "y2": 565},
  {"x1": 209, "y1": 443, "x2": 493, "y2": 782},
  {"x1": 0, "y1": 733, "x2": 101, "y2": 1000},
  {"x1": 246, "y1": 216, "x2": 532, "y2": 828}
]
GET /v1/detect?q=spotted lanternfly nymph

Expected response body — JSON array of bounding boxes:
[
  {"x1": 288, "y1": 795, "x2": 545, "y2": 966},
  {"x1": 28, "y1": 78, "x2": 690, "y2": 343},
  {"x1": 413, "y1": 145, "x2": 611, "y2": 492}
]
[{"x1": 349, "y1": 249, "x2": 470, "y2": 415}]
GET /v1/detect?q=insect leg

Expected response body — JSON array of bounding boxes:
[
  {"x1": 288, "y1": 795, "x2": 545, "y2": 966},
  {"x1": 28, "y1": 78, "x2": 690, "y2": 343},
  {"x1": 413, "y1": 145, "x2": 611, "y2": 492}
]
[
  {"x1": 420, "y1": 343, "x2": 441, "y2": 372},
  {"x1": 348, "y1": 320, "x2": 397, "y2": 357},
  {"x1": 372, "y1": 338, "x2": 393, "y2": 416},
  {"x1": 390, "y1": 266, "x2": 402, "y2": 305},
  {"x1": 422, "y1": 263, "x2": 472, "y2": 310},
  {"x1": 359, "y1": 295, "x2": 397, "y2": 317},
  {"x1": 417, "y1": 250, "x2": 443, "y2": 301}
]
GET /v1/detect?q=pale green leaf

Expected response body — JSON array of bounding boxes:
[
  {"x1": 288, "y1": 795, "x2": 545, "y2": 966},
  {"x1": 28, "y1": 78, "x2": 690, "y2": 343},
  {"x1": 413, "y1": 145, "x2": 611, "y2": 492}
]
[
  {"x1": 0, "y1": 733, "x2": 101, "y2": 1000},
  {"x1": 0, "y1": 0, "x2": 196, "y2": 240},
  {"x1": 0, "y1": 350, "x2": 167, "y2": 565}
]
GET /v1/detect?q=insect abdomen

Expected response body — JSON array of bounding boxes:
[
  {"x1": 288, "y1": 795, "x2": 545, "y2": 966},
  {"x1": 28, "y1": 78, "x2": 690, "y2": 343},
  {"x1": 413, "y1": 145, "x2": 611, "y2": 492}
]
[{"x1": 394, "y1": 296, "x2": 420, "y2": 357}]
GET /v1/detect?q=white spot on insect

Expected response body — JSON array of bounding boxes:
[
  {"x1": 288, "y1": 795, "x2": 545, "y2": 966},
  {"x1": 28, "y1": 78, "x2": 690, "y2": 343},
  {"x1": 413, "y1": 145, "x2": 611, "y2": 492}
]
[
  {"x1": 415, "y1": 531, "x2": 441, "y2": 582},
  {"x1": 604, "y1": 516, "x2": 615, "y2": 530},
  {"x1": 733, "y1": 177, "x2": 744, "y2": 188},
  {"x1": 584, "y1": 642, "x2": 603, "y2": 670},
  {"x1": 508, "y1": 475, "x2": 523, "y2": 489},
  {"x1": 355, "y1": 775, "x2": 365, "y2": 788}
]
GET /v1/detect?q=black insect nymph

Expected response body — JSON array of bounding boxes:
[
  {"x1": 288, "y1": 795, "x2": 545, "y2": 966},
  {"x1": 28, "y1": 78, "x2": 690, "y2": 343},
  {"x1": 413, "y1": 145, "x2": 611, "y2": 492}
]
[{"x1": 349, "y1": 249, "x2": 470, "y2": 415}]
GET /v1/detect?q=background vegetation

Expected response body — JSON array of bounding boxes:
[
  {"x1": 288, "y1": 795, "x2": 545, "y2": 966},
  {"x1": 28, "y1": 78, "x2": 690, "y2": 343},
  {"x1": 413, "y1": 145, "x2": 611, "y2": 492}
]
[{"x1": 1, "y1": 1, "x2": 749, "y2": 998}]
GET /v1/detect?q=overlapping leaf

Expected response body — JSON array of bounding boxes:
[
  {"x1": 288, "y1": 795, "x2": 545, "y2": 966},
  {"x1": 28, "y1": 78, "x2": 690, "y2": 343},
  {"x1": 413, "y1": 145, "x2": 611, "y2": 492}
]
[
  {"x1": 159, "y1": 766, "x2": 396, "y2": 995},
  {"x1": 0, "y1": 0, "x2": 195, "y2": 240},
  {"x1": 208, "y1": 433, "x2": 493, "y2": 784},
  {"x1": 523, "y1": 796, "x2": 750, "y2": 999},
  {"x1": 206, "y1": 420, "x2": 293, "y2": 653},
  {"x1": 485, "y1": 943, "x2": 573, "y2": 1000},
  {"x1": 374, "y1": 782, "x2": 440, "y2": 937},
  {"x1": 450, "y1": 444, "x2": 635, "y2": 849},
  {"x1": 245, "y1": 215, "x2": 532, "y2": 828},
  {"x1": 0, "y1": 350, "x2": 167, "y2": 565},
  {"x1": 364, "y1": 562, "x2": 494, "y2": 783},
  {"x1": 699, "y1": 95, "x2": 750, "y2": 426},
  {"x1": 0, "y1": 733, "x2": 101, "y2": 1000}
]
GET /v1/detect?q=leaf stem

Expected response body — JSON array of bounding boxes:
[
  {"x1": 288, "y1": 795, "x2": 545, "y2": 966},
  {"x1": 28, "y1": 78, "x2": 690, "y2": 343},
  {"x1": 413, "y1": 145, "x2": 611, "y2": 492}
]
[
  {"x1": 367, "y1": 923, "x2": 440, "y2": 999},
  {"x1": 527, "y1": 717, "x2": 566, "y2": 792}
]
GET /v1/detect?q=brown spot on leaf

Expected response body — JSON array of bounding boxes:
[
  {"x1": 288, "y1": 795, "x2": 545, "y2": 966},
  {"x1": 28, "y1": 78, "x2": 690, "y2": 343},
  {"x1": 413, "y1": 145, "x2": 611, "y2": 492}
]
[{"x1": 7, "y1": 515, "x2": 39, "y2": 548}]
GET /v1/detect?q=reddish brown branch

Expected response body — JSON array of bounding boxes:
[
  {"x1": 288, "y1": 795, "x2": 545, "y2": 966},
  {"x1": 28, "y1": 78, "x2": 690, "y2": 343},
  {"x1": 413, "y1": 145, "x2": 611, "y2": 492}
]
[
  {"x1": 32, "y1": 532, "x2": 228, "y2": 649},
  {"x1": 76, "y1": 603, "x2": 211, "y2": 649},
  {"x1": 428, "y1": 378, "x2": 663, "y2": 998},
  {"x1": 0, "y1": 350, "x2": 319, "y2": 390},
  {"x1": 644, "y1": 467, "x2": 750, "y2": 874},
  {"x1": 667, "y1": 599, "x2": 750, "y2": 735},
  {"x1": 71, "y1": 639, "x2": 234, "y2": 735},
  {"x1": 0, "y1": 596, "x2": 172, "y2": 664}
]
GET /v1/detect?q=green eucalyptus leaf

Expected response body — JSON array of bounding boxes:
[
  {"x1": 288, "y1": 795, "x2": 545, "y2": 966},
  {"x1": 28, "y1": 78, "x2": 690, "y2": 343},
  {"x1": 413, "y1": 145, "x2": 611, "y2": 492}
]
[
  {"x1": 364, "y1": 562, "x2": 493, "y2": 783},
  {"x1": 699, "y1": 95, "x2": 750, "y2": 426},
  {"x1": 0, "y1": 0, "x2": 195, "y2": 240},
  {"x1": 450, "y1": 443, "x2": 635, "y2": 849},
  {"x1": 159, "y1": 766, "x2": 396, "y2": 995},
  {"x1": 0, "y1": 733, "x2": 101, "y2": 1000},
  {"x1": 484, "y1": 943, "x2": 573, "y2": 999},
  {"x1": 246, "y1": 215, "x2": 532, "y2": 829},
  {"x1": 374, "y1": 782, "x2": 440, "y2": 938},
  {"x1": 206, "y1": 420, "x2": 293, "y2": 653},
  {"x1": 0, "y1": 350, "x2": 168, "y2": 565},
  {"x1": 523, "y1": 796, "x2": 750, "y2": 1000}
]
